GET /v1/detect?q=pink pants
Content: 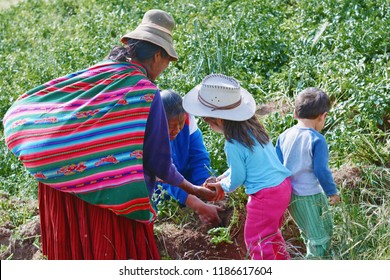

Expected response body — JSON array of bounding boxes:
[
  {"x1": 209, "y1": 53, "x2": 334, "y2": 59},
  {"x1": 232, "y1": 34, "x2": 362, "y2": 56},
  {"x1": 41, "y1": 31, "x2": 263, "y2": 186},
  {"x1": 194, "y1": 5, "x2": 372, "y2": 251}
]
[{"x1": 245, "y1": 177, "x2": 292, "y2": 260}]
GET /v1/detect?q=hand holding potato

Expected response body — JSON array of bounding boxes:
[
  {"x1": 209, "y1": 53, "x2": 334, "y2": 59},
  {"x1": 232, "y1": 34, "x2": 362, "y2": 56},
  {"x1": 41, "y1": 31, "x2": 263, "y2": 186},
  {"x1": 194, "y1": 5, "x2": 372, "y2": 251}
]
[{"x1": 204, "y1": 181, "x2": 225, "y2": 201}]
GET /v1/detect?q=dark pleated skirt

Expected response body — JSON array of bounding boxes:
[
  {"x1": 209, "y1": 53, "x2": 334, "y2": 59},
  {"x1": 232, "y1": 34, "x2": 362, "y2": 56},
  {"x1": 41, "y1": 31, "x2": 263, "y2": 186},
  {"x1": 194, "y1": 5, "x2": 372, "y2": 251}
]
[{"x1": 38, "y1": 182, "x2": 160, "y2": 260}]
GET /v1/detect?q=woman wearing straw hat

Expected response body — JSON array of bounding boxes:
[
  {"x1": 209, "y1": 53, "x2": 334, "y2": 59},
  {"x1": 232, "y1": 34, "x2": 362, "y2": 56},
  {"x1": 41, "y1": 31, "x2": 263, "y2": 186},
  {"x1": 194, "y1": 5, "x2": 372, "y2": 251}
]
[
  {"x1": 183, "y1": 74, "x2": 293, "y2": 260},
  {"x1": 3, "y1": 9, "x2": 215, "y2": 260}
]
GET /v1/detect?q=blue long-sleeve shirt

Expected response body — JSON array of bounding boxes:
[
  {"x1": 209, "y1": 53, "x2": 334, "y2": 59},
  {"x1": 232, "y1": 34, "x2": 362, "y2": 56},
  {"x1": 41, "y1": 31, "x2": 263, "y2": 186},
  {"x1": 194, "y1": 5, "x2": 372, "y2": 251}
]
[
  {"x1": 155, "y1": 115, "x2": 211, "y2": 205},
  {"x1": 275, "y1": 126, "x2": 338, "y2": 196},
  {"x1": 220, "y1": 138, "x2": 291, "y2": 195}
]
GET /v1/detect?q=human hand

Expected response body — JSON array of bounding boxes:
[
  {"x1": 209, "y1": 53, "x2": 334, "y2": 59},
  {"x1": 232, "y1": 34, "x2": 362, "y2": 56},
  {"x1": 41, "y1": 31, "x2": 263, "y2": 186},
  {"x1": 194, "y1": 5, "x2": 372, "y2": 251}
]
[
  {"x1": 329, "y1": 193, "x2": 341, "y2": 205},
  {"x1": 179, "y1": 179, "x2": 216, "y2": 201},
  {"x1": 198, "y1": 203, "x2": 224, "y2": 226},
  {"x1": 193, "y1": 185, "x2": 217, "y2": 201},
  {"x1": 204, "y1": 176, "x2": 217, "y2": 184},
  {"x1": 185, "y1": 195, "x2": 224, "y2": 226},
  {"x1": 205, "y1": 182, "x2": 225, "y2": 201}
]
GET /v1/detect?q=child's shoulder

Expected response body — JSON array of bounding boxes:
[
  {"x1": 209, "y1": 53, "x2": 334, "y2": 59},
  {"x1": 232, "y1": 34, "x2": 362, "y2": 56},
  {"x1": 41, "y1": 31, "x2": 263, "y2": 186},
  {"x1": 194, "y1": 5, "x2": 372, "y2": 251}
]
[
  {"x1": 279, "y1": 125, "x2": 299, "y2": 138},
  {"x1": 279, "y1": 126, "x2": 326, "y2": 142}
]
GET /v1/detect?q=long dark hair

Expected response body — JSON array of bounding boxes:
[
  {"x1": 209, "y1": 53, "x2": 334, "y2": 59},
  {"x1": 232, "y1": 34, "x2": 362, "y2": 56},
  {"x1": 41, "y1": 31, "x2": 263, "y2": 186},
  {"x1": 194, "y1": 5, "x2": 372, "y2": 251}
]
[
  {"x1": 223, "y1": 115, "x2": 269, "y2": 151},
  {"x1": 107, "y1": 39, "x2": 169, "y2": 62}
]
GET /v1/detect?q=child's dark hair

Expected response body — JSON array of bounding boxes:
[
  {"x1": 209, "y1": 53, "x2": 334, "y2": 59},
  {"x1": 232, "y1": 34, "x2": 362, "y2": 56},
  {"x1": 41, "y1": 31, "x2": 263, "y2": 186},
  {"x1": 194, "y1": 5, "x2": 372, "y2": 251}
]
[
  {"x1": 107, "y1": 39, "x2": 169, "y2": 62},
  {"x1": 160, "y1": 89, "x2": 185, "y2": 120},
  {"x1": 295, "y1": 87, "x2": 331, "y2": 119},
  {"x1": 223, "y1": 115, "x2": 269, "y2": 151}
]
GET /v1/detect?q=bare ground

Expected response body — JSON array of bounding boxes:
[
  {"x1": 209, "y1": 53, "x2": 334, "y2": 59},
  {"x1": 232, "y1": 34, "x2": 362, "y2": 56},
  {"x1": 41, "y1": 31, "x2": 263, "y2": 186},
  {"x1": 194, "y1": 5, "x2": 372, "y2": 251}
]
[
  {"x1": 0, "y1": 198, "x2": 304, "y2": 260},
  {"x1": 1, "y1": 164, "x2": 362, "y2": 260}
]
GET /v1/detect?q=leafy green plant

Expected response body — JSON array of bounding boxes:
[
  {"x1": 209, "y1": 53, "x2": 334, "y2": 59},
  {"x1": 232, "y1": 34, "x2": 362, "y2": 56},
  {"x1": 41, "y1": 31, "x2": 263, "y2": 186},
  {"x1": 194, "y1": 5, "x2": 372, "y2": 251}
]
[
  {"x1": 208, "y1": 187, "x2": 246, "y2": 245},
  {"x1": 208, "y1": 202, "x2": 239, "y2": 245},
  {"x1": 153, "y1": 184, "x2": 195, "y2": 226}
]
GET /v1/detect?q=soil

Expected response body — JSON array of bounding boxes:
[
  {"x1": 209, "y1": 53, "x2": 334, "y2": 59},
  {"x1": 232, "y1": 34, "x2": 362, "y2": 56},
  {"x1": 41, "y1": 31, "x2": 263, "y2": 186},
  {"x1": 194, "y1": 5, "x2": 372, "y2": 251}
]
[
  {"x1": 0, "y1": 216, "x2": 43, "y2": 260},
  {"x1": 155, "y1": 207, "x2": 306, "y2": 260},
  {"x1": 155, "y1": 204, "x2": 250, "y2": 260},
  {"x1": 0, "y1": 147, "x2": 364, "y2": 260},
  {"x1": 0, "y1": 197, "x2": 304, "y2": 260},
  {"x1": 256, "y1": 101, "x2": 292, "y2": 116}
]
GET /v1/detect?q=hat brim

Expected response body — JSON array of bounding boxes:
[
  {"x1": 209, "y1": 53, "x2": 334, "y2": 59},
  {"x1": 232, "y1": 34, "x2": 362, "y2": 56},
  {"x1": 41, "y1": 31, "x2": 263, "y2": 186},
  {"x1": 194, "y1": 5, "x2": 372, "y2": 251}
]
[
  {"x1": 183, "y1": 84, "x2": 256, "y2": 121},
  {"x1": 121, "y1": 27, "x2": 178, "y2": 61}
]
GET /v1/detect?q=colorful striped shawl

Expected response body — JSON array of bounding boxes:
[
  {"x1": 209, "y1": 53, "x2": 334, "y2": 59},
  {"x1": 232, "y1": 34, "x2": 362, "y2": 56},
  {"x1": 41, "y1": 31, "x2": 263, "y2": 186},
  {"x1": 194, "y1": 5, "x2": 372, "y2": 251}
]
[{"x1": 3, "y1": 61, "x2": 157, "y2": 221}]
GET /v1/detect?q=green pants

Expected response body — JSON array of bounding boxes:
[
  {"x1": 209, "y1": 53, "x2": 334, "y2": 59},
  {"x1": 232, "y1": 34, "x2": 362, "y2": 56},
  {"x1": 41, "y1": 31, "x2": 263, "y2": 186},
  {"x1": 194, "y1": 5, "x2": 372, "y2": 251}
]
[{"x1": 288, "y1": 193, "x2": 333, "y2": 259}]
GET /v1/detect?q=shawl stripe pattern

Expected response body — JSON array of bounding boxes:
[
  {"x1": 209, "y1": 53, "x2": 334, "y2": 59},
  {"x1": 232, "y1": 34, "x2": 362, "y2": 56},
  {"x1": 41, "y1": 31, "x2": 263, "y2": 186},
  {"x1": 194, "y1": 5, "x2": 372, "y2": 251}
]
[{"x1": 3, "y1": 61, "x2": 157, "y2": 221}]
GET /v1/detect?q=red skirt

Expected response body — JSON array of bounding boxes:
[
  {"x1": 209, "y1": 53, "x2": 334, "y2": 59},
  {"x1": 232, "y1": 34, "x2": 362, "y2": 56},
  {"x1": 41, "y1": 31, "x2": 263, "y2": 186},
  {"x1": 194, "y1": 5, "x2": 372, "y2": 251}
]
[{"x1": 38, "y1": 182, "x2": 160, "y2": 260}]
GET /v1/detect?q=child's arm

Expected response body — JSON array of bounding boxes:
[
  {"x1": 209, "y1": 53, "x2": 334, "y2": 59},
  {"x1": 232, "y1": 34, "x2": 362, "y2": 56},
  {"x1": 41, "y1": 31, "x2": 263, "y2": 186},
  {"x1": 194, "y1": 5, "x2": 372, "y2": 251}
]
[
  {"x1": 312, "y1": 135, "x2": 339, "y2": 198},
  {"x1": 221, "y1": 142, "x2": 246, "y2": 192}
]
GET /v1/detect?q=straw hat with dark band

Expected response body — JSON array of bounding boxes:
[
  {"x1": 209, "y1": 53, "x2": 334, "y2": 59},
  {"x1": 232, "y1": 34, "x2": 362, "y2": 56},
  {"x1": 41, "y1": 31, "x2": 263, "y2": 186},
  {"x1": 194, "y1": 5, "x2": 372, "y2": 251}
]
[
  {"x1": 183, "y1": 74, "x2": 256, "y2": 121},
  {"x1": 121, "y1": 9, "x2": 178, "y2": 61}
]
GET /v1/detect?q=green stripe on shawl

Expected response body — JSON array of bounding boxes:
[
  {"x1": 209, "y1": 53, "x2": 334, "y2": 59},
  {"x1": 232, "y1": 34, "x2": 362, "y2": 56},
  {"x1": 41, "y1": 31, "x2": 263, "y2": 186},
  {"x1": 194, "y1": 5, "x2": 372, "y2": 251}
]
[{"x1": 3, "y1": 61, "x2": 157, "y2": 221}]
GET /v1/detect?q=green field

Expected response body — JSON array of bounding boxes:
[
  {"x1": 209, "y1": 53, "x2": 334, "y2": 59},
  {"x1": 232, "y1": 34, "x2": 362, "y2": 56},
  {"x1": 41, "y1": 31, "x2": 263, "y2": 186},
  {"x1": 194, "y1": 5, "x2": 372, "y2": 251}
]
[{"x1": 0, "y1": 0, "x2": 389, "y2": 259}]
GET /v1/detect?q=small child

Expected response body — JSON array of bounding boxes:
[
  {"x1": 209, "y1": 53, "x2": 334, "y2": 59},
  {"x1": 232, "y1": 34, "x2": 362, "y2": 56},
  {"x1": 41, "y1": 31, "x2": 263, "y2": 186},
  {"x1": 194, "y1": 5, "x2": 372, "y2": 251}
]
[
  {"x1": 183, "y1": 74, "x2": 292, "y2": 260},
  {"x1": 275, "y1": 87, "x2": 340, "y2": 259}
]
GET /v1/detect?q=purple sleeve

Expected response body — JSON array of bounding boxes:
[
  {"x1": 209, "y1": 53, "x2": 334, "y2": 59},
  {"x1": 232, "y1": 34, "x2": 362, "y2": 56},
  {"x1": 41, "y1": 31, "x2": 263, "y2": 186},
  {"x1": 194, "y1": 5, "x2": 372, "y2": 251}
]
[{"x1": 143, "y1": 90, "x2": 184, "y2": 191}]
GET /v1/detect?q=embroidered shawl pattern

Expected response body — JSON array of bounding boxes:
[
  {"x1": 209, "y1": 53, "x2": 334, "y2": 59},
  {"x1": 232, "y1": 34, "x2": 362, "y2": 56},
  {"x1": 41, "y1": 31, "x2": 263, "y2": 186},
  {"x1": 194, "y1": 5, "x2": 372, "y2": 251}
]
[{"x1": 3, "y1": 61, "x2": 157, "y2": 221}]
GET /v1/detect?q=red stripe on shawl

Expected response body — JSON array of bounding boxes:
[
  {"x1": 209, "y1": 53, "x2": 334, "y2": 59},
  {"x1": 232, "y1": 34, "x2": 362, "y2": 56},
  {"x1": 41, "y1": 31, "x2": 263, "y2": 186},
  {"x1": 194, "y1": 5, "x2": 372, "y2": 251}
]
[
  {"x1": 20, "y1": 133, "x2": 144, "y2": 167},
  {"x1": 50, "y1": 166, "x2": 144, "y2": 191},
  {"x1": 97, "y1": 197, "x2": 155, "y2": 215},
  {"x1": 44, "y1": 76, "x2": 68, "y2": 86},
  {"x1": 35, "y1": 72, "x2": 134, "y2": 96},
  {"x1": 35, "y1": 87, "x2": 59, "y2": 96},
  {"x1": 5, "y1": 85, "x2": 156, "y2": 121},
  {"x1": 34, "y1": 83, "x2": 88, "y2": 96},
  {"x1": 58, "y1": 73, "x2": 134, "y2": 93},
  {"x1": 6, "y1": 109, "x2": 150, "y2": 146}
]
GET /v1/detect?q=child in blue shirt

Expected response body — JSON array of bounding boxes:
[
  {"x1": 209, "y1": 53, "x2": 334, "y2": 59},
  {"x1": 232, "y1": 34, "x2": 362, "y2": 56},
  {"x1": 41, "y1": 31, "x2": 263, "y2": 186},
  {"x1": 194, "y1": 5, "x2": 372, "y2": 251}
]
[
  {"x1": 275, "y1": 87, "x2": 340, "y2": 259},
  {"x1": 183, "y1": 74, "x2": 292, "y2": 260}
]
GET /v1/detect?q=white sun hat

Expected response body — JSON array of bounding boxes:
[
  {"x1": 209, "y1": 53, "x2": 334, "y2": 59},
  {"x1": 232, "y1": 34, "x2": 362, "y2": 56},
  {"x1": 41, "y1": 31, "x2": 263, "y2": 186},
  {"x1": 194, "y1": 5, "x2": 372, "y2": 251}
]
[{"x1": 183, "y1": 74, "x2": 256, "y2": 121}]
